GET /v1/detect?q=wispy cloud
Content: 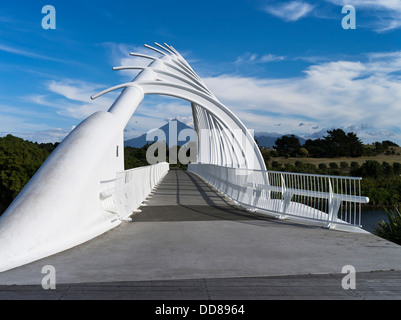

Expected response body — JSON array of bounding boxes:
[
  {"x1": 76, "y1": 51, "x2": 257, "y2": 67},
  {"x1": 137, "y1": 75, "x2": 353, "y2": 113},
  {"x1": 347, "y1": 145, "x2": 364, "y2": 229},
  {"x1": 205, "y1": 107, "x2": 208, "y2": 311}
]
[
  {"x1": 264, "y1": 0, "x2": 401, "y2": 32},
  {"x1": 47, "y1": 79, "x2": 103, "y2": 103},
  {"x1": 327, "y1": 0, "x2": 401, "y2": 32},
  {"x1": 24, "y1": 78, "x2": 116, "y2": 120},
  {"x1": 264, "y1": 1, "x2": 314, "y2": 22},
  {"x1": 235, "y1": 52, "x2": 286, "y2": 64},
  {"x1": 0, "y1": 43, "x2": 68, "y2": 63}
]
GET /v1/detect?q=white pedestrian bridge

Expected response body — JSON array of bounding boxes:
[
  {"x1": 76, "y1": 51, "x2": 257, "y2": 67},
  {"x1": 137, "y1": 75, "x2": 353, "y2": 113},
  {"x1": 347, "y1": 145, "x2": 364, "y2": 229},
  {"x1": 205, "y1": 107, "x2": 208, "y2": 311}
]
[{"x1": 0, "y1": 43, "x2": 385, "y2": 278}]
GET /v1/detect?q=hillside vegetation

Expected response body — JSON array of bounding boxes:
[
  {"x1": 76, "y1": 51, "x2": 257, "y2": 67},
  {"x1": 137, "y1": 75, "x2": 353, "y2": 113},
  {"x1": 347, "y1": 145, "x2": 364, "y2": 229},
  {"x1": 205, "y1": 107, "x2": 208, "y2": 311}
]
[
  {"x1": 0, "y1": 129, "x2": 400, "y2": 215},
  {"x1": 0, "y1": 135, "x2": 57, "y2": 214}
]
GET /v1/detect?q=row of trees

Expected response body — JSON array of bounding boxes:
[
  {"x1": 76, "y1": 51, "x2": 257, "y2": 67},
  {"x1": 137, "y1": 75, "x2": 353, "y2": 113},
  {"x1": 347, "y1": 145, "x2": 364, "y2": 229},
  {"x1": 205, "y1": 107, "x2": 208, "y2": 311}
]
[
  {"x1": 272, "y1": 129, "x2": 399, "y2": 158},
  {"x1": 267, "y1": 158, "x2": 401, "y2": 207}
]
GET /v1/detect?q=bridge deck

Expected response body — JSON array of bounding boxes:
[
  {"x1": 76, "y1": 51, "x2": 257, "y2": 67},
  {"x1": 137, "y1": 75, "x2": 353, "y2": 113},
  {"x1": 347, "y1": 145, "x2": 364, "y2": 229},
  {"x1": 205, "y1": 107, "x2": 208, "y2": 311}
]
[{"x1": 0, "y1": 169, "x2": 401, "y2": 300}]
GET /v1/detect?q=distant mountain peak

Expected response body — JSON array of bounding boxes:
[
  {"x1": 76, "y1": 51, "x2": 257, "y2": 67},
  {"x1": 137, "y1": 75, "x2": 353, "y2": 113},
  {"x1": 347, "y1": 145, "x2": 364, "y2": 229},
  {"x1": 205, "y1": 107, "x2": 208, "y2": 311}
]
[{"x1": 124, "y1": 119, "x2": 194, "y2": 148}]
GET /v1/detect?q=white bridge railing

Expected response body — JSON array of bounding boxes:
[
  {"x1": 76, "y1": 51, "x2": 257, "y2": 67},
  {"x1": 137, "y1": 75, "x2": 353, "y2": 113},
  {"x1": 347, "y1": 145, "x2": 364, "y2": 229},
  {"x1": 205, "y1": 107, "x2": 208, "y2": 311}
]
[
  {"x1": 100, "y1": 162, "x2": 169, "y2": 221},
  {"x1": 188, "y1": 163, "x2": 369, "y2": 231}
]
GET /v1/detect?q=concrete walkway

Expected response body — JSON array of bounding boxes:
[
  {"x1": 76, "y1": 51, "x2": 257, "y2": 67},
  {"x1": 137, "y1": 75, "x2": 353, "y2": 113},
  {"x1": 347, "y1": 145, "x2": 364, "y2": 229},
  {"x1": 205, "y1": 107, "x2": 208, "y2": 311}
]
[{"x1": 0, "y1": 169, "x2": 401, "y2": 299}]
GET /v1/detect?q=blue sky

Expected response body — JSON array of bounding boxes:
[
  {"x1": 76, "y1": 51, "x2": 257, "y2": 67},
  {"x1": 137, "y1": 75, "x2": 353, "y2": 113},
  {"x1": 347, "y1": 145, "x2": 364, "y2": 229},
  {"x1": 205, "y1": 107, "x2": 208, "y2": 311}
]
[{"x1": 0, "y1": 0, "x2": 401, "y2": 144}]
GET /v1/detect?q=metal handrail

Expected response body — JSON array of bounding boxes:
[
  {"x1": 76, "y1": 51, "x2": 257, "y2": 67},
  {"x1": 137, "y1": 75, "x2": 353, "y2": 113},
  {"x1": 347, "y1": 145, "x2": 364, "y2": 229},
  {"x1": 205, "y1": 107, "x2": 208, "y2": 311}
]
[{"x1": 188, "y1": 163, "x2": 369, "y2": 230}]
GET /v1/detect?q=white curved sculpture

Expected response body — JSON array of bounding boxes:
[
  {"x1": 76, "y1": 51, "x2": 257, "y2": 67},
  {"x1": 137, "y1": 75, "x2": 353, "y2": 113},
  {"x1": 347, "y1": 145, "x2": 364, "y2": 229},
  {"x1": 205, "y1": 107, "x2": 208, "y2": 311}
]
[{"x1": 0, "y1": 43, "x2": 265, "y2": 272}]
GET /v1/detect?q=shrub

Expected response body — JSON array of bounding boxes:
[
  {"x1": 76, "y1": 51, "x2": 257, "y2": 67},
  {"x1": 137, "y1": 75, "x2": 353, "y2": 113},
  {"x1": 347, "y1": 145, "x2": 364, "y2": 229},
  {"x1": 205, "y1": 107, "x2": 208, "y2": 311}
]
[
  {"x1": 271, "y1": 161, "x2": 281, "y2": 169},
  {"x1": 329, "y1": 162, "x2": 339, "y2": 169},
  {"x1": 374, "y1": 205, "x2": 401, "y2": 245},
  {"x1": 270, "y1": 150, "x2": 278, "y2": 157},
  {"x1": 393, "y1": 162, "x2": 401, "y2": 175},
  {"x1": 350, "y1": 161, "x2": 359, "y2": 169},
  {"x1": 294, "y1": 160, "x2": 303, "y2": 168}
]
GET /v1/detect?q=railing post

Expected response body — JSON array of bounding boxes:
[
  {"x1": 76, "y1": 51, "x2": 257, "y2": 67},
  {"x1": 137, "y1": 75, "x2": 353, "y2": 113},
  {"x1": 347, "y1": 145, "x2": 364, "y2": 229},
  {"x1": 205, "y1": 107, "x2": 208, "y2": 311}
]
[
  {"x1": 187, "y1": 163, "x2": 368, "y2": 230},
  {"x1": 326, "y1": 179, "x2": 341, "y2": 229},
  {"x1": 278, "y1": 174, "x2": 290, "y2": 219}
]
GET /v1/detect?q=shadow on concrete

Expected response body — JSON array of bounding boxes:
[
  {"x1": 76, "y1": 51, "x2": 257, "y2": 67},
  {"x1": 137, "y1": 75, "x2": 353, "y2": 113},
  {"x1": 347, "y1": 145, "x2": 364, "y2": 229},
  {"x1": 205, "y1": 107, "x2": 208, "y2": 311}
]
[{"x1": 133, "y1": 169, "x2": 322, "y2": 231}]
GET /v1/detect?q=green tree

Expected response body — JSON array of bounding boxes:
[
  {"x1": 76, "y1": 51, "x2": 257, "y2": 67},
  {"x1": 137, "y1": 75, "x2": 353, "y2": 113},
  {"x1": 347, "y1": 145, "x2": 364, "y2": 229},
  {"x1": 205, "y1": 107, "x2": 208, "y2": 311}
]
[
  {"x1": 382, "y1": 162, "x2": 393, "y2": 176},
  {"x1": 124, "y1": 145, "x2": 148, "y2": 169},
  {"x1": 0, "y1": 135, "x2": 55, "y2": 214},
  {"x1": 303, "y1": 138, "x2": 326, "y2": 158},
  {"x1": 274, "y1": 135, "x2": 301, "y2": 157},
  {"x1": 393, "y1": 162, "x2": 401, "y2": 175},
  {"x1": 351, "y1": 160, "x2": 382, "y2": 179},
  {"x1": 324, "y1": 129, "x2": 363, "y2": 157}
]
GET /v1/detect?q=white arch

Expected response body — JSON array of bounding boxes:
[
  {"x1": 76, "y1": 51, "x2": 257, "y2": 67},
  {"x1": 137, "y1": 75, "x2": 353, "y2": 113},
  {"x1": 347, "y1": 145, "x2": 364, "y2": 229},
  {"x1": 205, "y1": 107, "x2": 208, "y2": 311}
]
[
  {"x1": 92, "y1": 45, "x2": 266, "y2": 171},
  {"x1": 0, "y1": 43, "x2": 266, "y2": 272}
]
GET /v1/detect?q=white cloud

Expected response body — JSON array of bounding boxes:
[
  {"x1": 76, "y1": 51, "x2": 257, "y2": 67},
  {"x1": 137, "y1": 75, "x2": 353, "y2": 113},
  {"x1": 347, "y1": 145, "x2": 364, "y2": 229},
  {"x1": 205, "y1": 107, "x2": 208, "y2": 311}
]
[
  {"x1": 260, "y1": 54, "x2": 286, "y2": 63},
  {"x1": 203, "y1": 51, "x2": 401, "y2": 144},
  {"x1": 21, "y1": 128, "x2": 73, "y2": 144},
  {"x1": 10, "y1": 79, "x2": 115, "y2": 142},
  {"x1": 0, "y1": 109, "x2": 72, "y2": 143},
  {"x1": 0, "y1": 114, "x2": 44, "y2": 135},
  {"x1": 35, "y1": 79, "x2": 117, "y2": 119},
  {"x1": 168, "y1": 116, "x2": 194, "y2": 128},
  {"x1": 47, "y1": 80, "x2": 95, "y2": 102},
  {"x1": 327, "y1": 0, "x2": 401, "y2": 32},
  {"x1": 264, "y1": 1, "x2": 314, "y2": 22}
]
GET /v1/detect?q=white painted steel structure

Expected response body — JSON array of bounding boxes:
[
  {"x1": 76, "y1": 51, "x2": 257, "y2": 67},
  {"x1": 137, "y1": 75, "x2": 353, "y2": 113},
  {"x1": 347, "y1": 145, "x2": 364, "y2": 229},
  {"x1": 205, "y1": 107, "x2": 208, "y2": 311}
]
[
  {"x1": 0, "y1": 42, "x2": 369, "y2": 272},
  {"x1": 0, "y1": 43, "x2": 264, "y2": 272}
]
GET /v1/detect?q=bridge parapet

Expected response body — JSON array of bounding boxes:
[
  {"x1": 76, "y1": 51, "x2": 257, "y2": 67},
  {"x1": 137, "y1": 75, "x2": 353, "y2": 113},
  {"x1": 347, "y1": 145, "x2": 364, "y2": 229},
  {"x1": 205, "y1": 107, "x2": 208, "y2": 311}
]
[
  {"x1": 188, "y1": 163, "x2": 369, "y2": 232},
  {"x1": 100, "y1": 162, "x2": 169, "y2": 222}
]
